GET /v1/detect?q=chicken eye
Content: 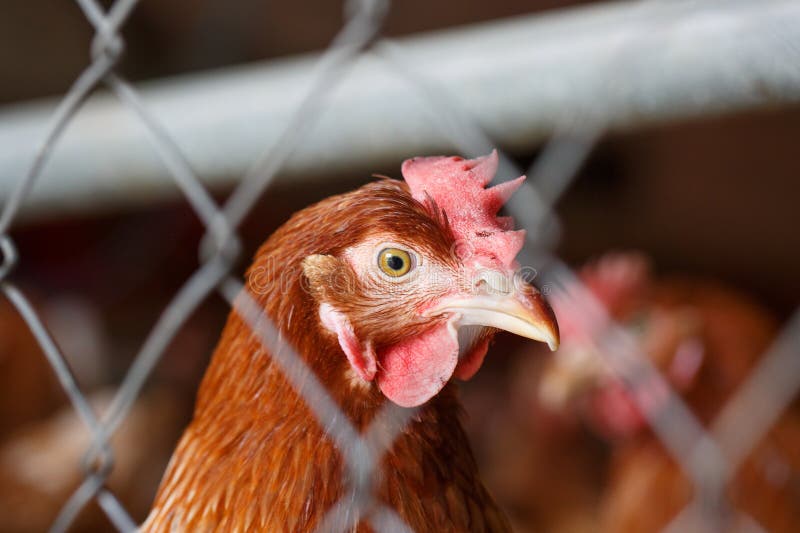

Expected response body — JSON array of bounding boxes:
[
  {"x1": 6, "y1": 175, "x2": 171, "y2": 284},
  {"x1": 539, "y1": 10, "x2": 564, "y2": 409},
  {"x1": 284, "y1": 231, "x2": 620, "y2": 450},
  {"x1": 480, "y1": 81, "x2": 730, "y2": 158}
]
[{"x1": 378, "y1": 248, "x2": 414, "y2": 277}]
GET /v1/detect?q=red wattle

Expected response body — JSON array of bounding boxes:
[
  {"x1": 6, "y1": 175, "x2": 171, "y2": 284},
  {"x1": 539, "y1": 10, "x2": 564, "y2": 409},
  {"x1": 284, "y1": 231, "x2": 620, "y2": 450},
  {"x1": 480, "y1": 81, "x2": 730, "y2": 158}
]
[{"x1": 377, "y1": 321, "x2": 459, "y2": 408}]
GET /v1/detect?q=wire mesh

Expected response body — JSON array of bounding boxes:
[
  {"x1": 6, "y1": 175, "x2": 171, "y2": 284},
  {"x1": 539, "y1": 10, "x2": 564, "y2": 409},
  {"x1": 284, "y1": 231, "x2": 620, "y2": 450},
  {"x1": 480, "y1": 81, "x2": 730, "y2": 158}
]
[{"x1": 0, "y1": 0, "x2": 797, "y2": 532}]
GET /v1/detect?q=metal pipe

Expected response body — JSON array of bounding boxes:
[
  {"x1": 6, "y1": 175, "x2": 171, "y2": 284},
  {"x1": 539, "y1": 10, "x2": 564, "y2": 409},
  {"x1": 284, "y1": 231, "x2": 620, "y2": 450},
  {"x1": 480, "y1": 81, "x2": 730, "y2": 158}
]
[{"x1": 1, "y1": 0, "x2": 799, "y2": 220}]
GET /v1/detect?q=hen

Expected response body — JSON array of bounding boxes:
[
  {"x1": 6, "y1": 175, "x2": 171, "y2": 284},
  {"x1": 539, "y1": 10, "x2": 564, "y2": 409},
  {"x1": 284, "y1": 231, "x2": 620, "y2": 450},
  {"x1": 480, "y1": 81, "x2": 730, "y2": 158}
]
[
  {"x1": 0, "y1": 388, "x2": 183, "y2": 533},
  {"x1": 538, "y1": 252, "x2": 799, "y2": 532},
  {"x1": 142, "y1": 152, "x2": 559, "y2": 531}
]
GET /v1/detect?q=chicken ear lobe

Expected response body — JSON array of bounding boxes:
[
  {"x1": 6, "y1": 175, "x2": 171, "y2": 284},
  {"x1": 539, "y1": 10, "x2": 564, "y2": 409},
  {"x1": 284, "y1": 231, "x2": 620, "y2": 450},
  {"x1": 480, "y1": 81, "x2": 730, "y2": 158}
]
[
  {"x1": 302, "y1": 254, "x2": 377, "y2": 382},
  {"x1": 318, "y1": 303, "x2": 377, "y2": 382}
]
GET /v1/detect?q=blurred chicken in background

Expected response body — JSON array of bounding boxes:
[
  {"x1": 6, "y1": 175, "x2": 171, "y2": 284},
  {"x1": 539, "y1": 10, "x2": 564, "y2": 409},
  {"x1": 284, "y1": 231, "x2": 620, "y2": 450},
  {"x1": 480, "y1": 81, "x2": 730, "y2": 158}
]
[
  {"x1": 0, "y1": 388, "x2": 183, "y2": 533},
  {"x1": 0, "y1": 284, "x2": 204, "y2": 532},
  {"x1": 0, "y1": 298, "x2": 65, "y2": 438},
  {"x1": 536, "y1": 252, "x2": 800, "y2": 532},
  {"x1": 0, "y1": 334, "x2": 199, "y2": 532},
  {"x1": 0, "y1": 200, "x2": 233, "y2": 531}
]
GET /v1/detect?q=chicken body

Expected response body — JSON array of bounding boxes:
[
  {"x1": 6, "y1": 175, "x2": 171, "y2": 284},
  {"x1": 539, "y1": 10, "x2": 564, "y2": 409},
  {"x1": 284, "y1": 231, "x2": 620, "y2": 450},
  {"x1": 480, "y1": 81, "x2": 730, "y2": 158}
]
[
  {"x1": 539, "y1": 253, "x2": 798, "y2": 532},
  {"x1": 601, "y1": 411, "x2": 800, "y2": 533},
  {"x1": 0, "y1": 388, "x2": 182, "y2": 533},
  {"x1": 597, "y1": 279, "x2": 799, "y2": 532},
  {"x1": 145, "y1": 353, "x2": 508, "y2": 531},
  {"x1": 143, "y1": 154, "x2": 557, "y2": 531}
]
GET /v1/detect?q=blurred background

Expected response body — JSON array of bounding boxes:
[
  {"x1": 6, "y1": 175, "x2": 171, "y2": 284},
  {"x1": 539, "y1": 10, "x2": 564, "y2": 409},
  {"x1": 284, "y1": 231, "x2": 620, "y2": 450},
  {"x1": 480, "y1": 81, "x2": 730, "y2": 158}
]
[{"x1": 0, "y1": 0, "x2": 798, "y2": 531}]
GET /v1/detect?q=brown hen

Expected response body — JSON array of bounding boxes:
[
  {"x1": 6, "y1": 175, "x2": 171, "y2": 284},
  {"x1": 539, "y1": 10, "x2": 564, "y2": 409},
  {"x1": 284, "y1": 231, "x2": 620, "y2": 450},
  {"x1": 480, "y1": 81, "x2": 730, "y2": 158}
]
[
  {"x1": 142, "y1": 152, "x2": 559, "y2": 531},
  {"x1": 539, "y1": 252, "x2": 799, "y2": 532}
]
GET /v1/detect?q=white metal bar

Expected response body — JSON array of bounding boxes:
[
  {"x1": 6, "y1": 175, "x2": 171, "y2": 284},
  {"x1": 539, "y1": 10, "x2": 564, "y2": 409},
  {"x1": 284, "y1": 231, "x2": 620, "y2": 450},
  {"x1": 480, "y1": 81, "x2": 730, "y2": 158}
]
[{"x1": 1, "y1": 0, "x2": 799, "y2": 221}]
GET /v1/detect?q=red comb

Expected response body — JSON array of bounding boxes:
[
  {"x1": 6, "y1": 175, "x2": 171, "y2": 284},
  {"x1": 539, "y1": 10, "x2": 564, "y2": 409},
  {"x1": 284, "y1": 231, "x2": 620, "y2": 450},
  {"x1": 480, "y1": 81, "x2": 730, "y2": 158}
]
[{"x1": 401, "y1": 150, "x2": 526, "y2": 268}]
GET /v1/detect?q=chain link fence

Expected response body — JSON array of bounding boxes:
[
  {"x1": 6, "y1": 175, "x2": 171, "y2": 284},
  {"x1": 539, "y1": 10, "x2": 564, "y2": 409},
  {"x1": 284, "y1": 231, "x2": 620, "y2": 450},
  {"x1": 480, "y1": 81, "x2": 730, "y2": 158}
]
[{"x1": 0, "y1": 0, "x2": 798, "y2": 531}]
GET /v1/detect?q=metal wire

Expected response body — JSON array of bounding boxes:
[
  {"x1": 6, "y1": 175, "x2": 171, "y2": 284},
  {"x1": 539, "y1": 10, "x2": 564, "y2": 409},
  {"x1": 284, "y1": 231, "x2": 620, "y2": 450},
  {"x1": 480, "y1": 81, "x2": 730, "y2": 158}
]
[{"x1": 0, "y1": 0, "x2": 797, "y2": 532}]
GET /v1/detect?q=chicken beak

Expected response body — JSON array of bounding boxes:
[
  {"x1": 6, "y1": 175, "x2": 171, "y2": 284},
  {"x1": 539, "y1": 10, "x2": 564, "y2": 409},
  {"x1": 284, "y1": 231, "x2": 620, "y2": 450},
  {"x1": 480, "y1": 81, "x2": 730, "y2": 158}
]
[{"x1": 425, "y1": 290, "x2": 560, "y2": 351}]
